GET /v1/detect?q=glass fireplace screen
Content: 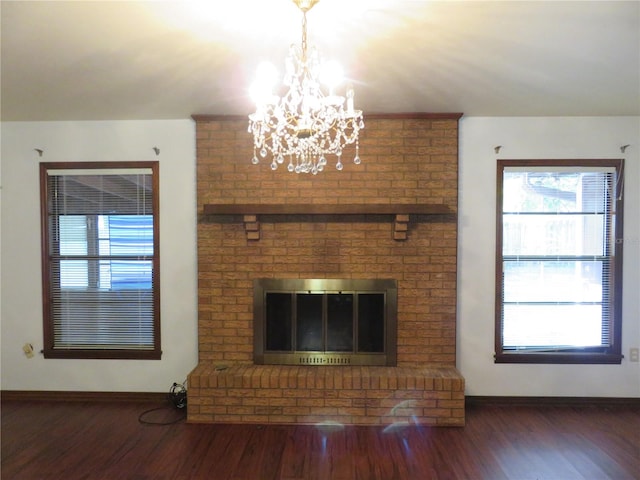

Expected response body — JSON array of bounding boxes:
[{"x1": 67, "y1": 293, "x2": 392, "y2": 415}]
[{"x1": 254, "y1": 279, "x2": 397, "y2": 366}]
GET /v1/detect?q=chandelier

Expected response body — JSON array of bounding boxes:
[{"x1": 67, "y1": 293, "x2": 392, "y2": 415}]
[{"x1": 248, "y1": 0, "x2": 364, "y2": 175}]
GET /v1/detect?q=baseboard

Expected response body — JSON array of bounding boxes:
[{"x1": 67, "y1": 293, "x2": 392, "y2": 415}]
[
  {"x1": 3, "y1": 391, "x2": 638, "y2": 408},
  {"x1": 466, "y1": 396, "x2": 640, "y2": 408},
  {"x1": 1, "y1": 390, "x2": 167, "y2": 403}
]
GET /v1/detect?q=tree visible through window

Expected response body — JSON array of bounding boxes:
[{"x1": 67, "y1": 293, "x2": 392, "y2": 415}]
[
  {"x1": 40, "y1": 162, "x2": 161, "y2": 359},
  {"x1": 495, "y1": 160, "x2": 623, "y2": 364}
]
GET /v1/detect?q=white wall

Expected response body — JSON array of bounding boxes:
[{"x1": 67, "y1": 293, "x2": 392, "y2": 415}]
[
  {"x1": 2, "y1": 116, "x2": 639, "y2": 397},
  {"x1": 1, "y1": 120, "x2": 198, "y2": 392},
  {"x1": 458, "y1": 116, "x2": 640, "y2": 397}
]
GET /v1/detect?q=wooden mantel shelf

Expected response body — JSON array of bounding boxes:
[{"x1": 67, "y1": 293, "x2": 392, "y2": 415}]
[
  {"x1": 203, "y1": 203, "x2": 452, "y2": 216},
  {"x1": 203, "y1": 203, "x2": 454, "y2": 241}
]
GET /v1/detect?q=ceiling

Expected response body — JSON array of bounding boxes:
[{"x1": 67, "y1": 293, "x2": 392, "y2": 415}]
[{"x1": 1, "y1": 0, "x2": 639, "y2": 121}]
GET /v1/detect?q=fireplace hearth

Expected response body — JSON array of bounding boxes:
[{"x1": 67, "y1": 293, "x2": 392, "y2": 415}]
[{"x1": 254, "y1": 279, "x2": 397, "y2": 366}]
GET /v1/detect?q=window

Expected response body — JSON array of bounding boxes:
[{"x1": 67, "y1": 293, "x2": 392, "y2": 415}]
[
  {"x1": 495, "y1": 160, "x2": 623, "y2": 364},
  {"x1": 40, "y1": 162, "x2": 161, "y2": 359}
]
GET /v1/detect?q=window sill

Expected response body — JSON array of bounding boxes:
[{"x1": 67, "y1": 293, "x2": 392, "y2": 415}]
[
  {"x1": 43, "y1": 349, "x2": 162, "y2": 360},
  {"x1": 495, "y1": 351, "x2": 623, "y2": 365}
]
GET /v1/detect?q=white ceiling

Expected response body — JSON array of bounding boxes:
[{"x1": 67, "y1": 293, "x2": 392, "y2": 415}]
[{"x1": 1, "y1": 0, "x2": 639, "y2": 121}]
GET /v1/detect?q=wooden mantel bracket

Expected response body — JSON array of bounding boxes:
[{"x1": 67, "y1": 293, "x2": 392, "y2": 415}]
[
  {"x1": 393, "y1": 214, "x2": 410, "y2": 240},
  {"x1": 243, "y1": 215, "x2": 260, "y2": 240},
  {"x1": 202, "y1": 204, "x2": 454, "y2": 241}
]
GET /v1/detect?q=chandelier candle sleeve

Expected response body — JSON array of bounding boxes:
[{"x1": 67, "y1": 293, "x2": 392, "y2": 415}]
[{"x1": 247, "y1": 0, "x2": 363, "y2": 175}]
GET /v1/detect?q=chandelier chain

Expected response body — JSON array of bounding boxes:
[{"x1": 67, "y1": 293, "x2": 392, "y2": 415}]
[{"x1": 301, "y1": 12, "x2": 308, "y2": 62}]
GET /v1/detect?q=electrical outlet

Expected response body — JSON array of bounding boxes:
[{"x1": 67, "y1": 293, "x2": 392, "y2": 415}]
[
  {"x1": 22, "y1": 343, "x2": 34, "y2": 359},
  {"x1": 630, "y1": 348, "x2": 640, "y2": 363}
]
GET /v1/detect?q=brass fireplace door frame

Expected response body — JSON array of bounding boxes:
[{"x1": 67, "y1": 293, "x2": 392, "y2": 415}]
[{"x1": 253, "y1": 278, "x2": 398, "y2": 366}]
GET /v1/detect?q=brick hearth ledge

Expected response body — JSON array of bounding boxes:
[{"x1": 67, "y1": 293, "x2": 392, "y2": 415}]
[{"x1": 187, "y1": 364, "x2": 465, "y2": 427}]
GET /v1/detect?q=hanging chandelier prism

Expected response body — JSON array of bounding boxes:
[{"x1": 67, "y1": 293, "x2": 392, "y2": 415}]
[{"x1": 248, "y1": 0, "x2": 364, "y2": 175}]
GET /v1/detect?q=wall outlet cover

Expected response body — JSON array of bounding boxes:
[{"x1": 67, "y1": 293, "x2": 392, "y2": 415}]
[{"x1": 22, "y1": 343, "x2": 34, "y2": 359}]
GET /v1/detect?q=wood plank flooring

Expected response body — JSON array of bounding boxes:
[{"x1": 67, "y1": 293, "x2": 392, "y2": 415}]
[{"x1": 2, "y1": 399, "x2": 639, "y2": 479}]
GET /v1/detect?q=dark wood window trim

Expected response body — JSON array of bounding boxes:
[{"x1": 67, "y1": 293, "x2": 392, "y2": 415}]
[
  {"x1": 495, "y1": 159, "x2": 624, "y2": 364},
  {"x1": 40, "y1": 162, "x2": 161, "y2": 360}
]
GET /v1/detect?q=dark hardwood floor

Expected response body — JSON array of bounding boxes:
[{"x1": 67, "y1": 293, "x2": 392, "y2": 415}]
[{"x1": 2, "y1": 398, "x2": 639, "y2": 479}]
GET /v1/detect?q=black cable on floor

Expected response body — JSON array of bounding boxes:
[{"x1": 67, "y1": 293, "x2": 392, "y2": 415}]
[
  {"x1": 138, "y1": 382, "x2": 187, "y2": 426},
  {"x1": 138, "y1": 405, "x2": 186, "y2": 426}
]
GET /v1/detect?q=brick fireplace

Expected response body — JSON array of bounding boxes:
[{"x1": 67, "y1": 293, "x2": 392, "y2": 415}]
[{"x1": 188, "y1": 114, "x2": 465, "y2": 426}]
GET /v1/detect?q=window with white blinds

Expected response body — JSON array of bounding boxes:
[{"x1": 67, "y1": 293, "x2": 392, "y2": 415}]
[
  {"x1": 40, "y1": 162, "x2": 161, "y2": 359},
  {"x1": 495, "y1": 160, "x2": 624, "y2": 364}
]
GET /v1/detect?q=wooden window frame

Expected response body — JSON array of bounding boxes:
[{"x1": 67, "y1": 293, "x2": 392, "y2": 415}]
[
  {"x1": 495, "y1": 159, "x2": 624, "y2": 364},
  {"x1": 40, "y1": 161, "x2": 161, "y2": 360}
]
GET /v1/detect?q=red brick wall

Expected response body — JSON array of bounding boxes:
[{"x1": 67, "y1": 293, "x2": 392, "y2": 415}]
[{"x1": 195, "y1": 114, "x2": 460, "y2": 368}]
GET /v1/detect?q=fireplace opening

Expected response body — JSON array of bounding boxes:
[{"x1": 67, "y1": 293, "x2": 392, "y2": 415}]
[{"x1": 254, "y1": 279, "x2": 397, "y2": 366}]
